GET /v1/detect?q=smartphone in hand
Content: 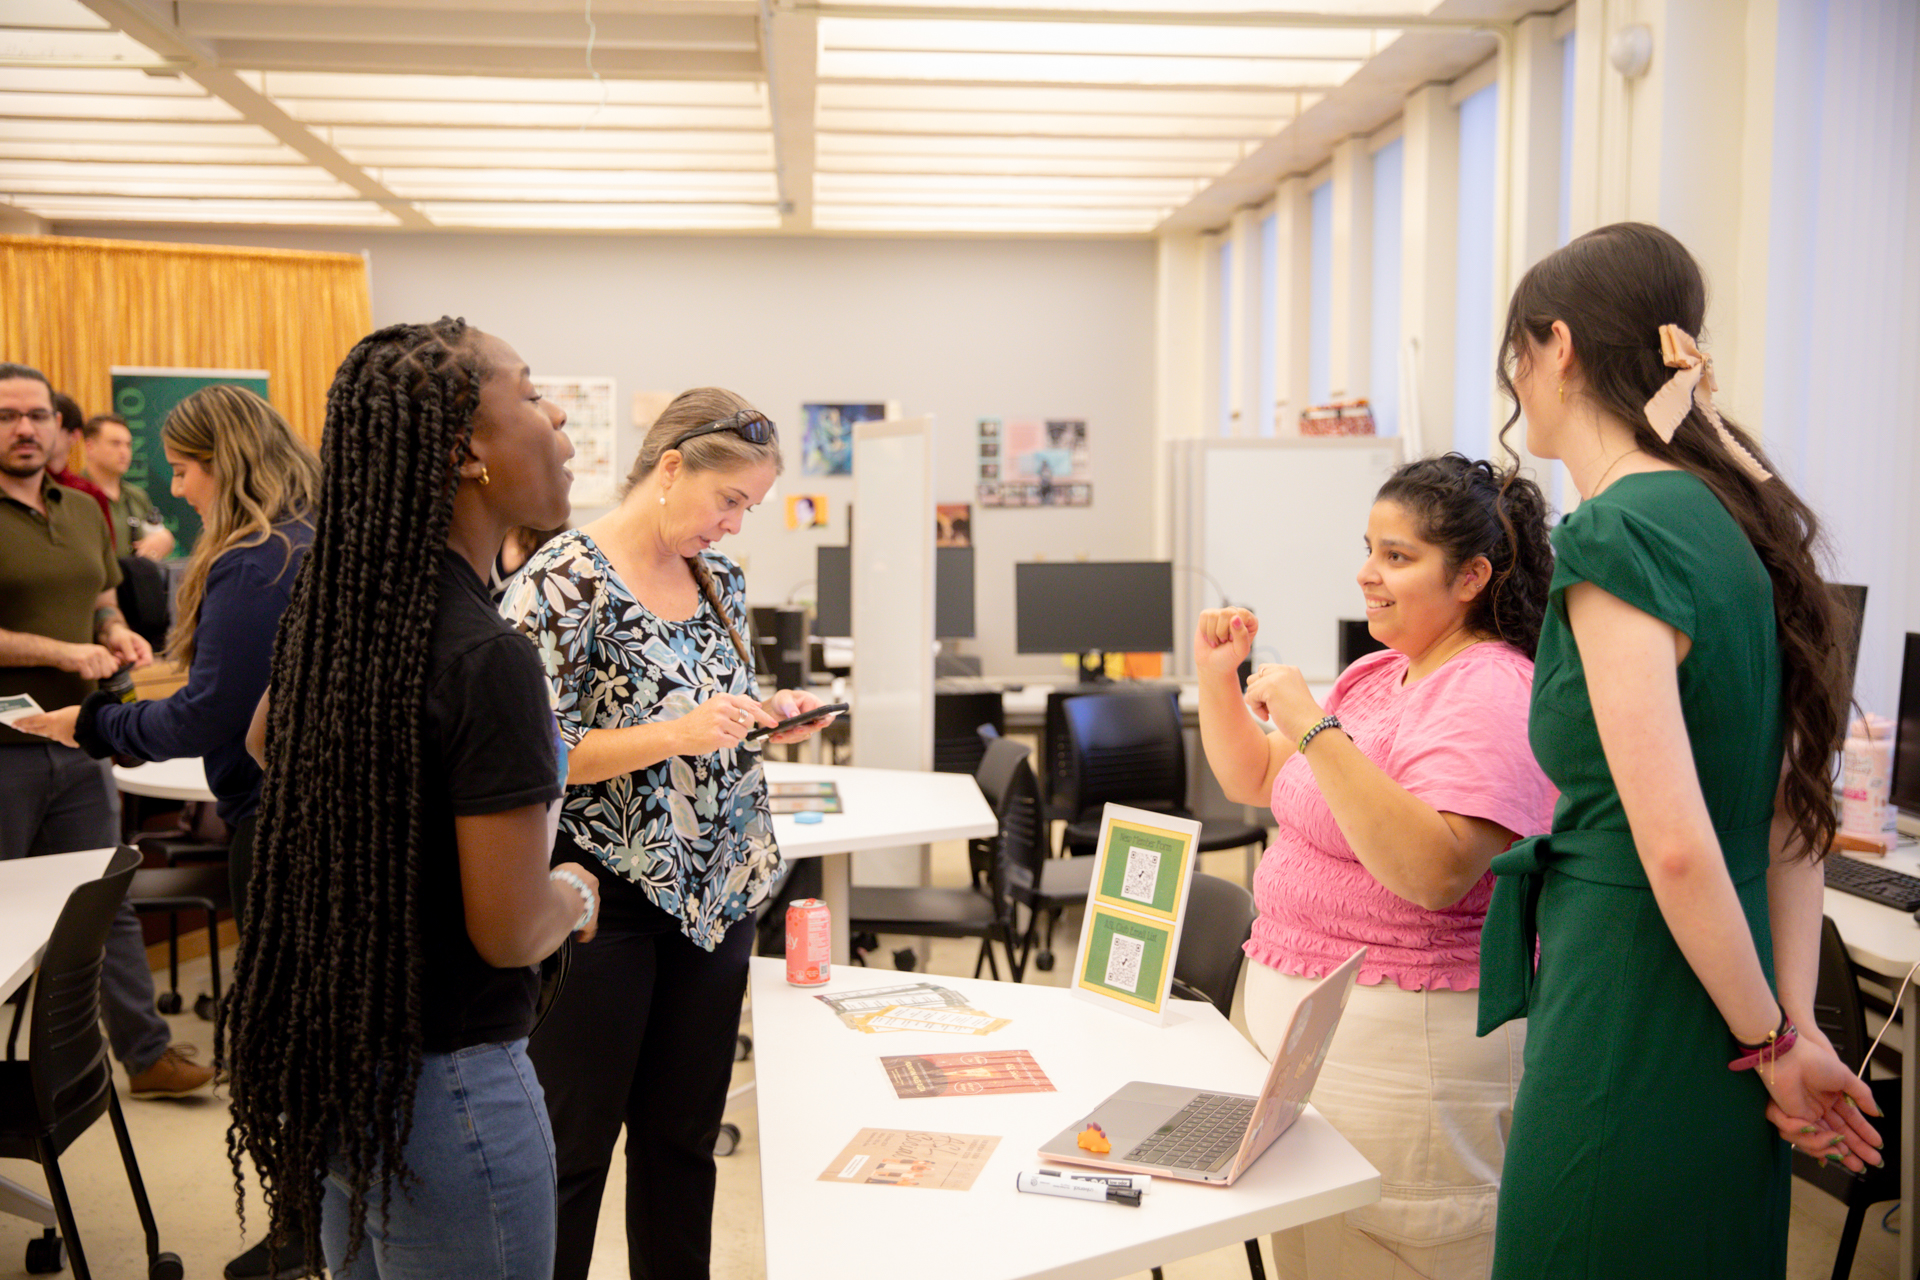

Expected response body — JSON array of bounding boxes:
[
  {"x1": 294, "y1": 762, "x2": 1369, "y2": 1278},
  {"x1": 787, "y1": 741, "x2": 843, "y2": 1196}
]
[{"x1": 746, "y1": 702, "x2": 848, "y2": 742}]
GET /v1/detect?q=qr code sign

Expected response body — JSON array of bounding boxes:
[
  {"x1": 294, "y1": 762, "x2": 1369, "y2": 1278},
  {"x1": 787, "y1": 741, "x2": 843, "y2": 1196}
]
[
  {"x1": 1120, "y1": 846, "x2": 1160, "y2": 903},
  {"x1": 1104, "y1": 933, "x2": 1145, "y2": 993}
]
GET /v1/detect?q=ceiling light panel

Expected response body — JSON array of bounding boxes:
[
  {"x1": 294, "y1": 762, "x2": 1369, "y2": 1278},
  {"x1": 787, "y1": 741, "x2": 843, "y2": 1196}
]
[
  {"x1": 6, "y1": 195, "x2": 400, "y2": 226},
  {"x1": 818, "y1": 48, "x2": 1363, "y2": 87},
  {"x1": 0, "y1": 0, "x2": 111, "y2": 30},
  {"x1": 813, "y1": 0, "x2": 1415, "y2": 12},
  {"x1": 371, "y1": 168, "x2": 779, "y2": 202},
  {"x1": 819, "y1": 19, "x2": 1385, "y2": 60},
  {"x1": 818, "y1": 82, "x2": 1303, "y2": 118},
  {"x1": 419, "y1": 202, "x2": 781, "y2": 231},
  {"x1": 244, "y1": 71, "x2": 767, "y2": 109},
  {"x1": 813, "y1": 204, "x2": 1167, "y2": 233},
  {"x1": 0, "y1": 88, "x2": 240, "y2": 121},
  {"x1": 0, "y1": 25, "x2": 167, "y2": 63}
]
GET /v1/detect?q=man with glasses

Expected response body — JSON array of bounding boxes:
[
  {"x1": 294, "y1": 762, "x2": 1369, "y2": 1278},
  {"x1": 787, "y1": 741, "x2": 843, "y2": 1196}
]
[{"x1": 0, "y1": 361, "x2": 213, "y2": 1098}]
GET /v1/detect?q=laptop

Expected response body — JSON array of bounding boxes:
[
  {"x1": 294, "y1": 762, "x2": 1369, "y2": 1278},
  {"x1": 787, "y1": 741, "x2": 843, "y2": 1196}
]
[{"x1": 1036, "y1": 946, "x2": 1365, "y2": 1186}]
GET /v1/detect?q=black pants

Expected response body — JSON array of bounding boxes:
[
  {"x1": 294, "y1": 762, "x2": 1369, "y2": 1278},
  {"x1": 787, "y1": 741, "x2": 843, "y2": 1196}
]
[{"x1": 530, "y1": 838, "x2": 754, "y2": 1280}]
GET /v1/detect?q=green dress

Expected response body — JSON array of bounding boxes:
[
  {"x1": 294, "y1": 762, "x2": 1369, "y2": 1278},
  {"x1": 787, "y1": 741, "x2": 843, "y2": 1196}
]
[{"x1": 1480, "y1": 470, "x2": 1789, "y2": 1278}]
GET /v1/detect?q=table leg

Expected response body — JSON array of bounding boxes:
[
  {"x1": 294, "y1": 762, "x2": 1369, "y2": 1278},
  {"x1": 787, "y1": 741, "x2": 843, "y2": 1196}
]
[
  {"x1": 820, "y1": 852, "x2": 850, "y2": 967},
  {"x1": 0, "y1": 1173, "x2": 55, "y2": 1227},
  {"x1": 1902, "y1": 981, "x2": 1916, "y2": 1280}
]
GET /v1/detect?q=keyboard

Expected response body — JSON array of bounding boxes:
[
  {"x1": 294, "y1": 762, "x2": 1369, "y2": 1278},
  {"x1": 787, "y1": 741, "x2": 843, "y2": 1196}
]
[
  {"x1": 1122, "y1": 1091, "x2": 1254, "y2": 1173},
  {"x1": 1823, "y1": 855, "x2": 1920, "y2": 911}
]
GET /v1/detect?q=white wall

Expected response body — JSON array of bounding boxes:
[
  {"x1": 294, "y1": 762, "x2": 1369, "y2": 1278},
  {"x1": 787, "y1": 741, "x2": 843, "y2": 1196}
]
[{"x1": 81, "y1": 226, "x2": 1157, "y2": 677}]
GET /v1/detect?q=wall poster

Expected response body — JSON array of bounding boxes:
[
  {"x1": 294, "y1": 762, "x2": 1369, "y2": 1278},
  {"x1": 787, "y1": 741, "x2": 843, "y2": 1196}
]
[
  {"x1": 976, "y1": 417, "x2": 1091, "y2": 506},
  {"x1": 534, "y1": 376, "x2": 617, "y2": 507},
  {"x1": 801, "y1": 402, "x2": 892, "y2": 476},
  {"x1": 111, "y1": 366, "x2": 270, "y2": 554}
]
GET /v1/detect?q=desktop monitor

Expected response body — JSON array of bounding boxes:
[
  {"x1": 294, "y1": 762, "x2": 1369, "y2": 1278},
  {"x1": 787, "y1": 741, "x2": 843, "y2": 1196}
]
[
  {"x1": 1828, "y1": 583, "x2": 1868, "y2": 715},
  {"x1": 936, "y1": 545, "x2": 975, "y2": 640},
  {"x1": 815, "y1": 545, "x2": 851, "y2": 637},
  {"x1": 1014, "y1": 561, "x2": 1175, "y2": 675},
  {"x1": 1892, "y1": 633, "x2": 1920, "y2": 819}
]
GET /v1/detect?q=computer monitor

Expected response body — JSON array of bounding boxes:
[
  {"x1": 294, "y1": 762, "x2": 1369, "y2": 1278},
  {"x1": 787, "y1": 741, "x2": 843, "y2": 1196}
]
[
  {"x1": 1892, "y1": 633, "x2": 1920, "y2": 819},
  {"x1": 815, "y1": 545, "x2": 851, "y2": 637},
  {"x1": 1828, "y1": 583, "x2": 1868, "y2": 714},
  {"x1": 936, "y1": 545, "x2": 975, "y2": 640},
  {"x1": 1014, "y1": 561, "x2": 1174, "y2": 681}
]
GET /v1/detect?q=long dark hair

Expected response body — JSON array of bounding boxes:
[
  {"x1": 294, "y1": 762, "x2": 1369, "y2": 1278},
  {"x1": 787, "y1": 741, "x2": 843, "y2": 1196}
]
[
  {"x1": 225, "y1": 317, "x2": 487, "y2": 1265},
  {"x1": 1496, "y1": 222, "x2": 1845, "y2": 858},
  {"x1": 1375, "y1": 453, "x2": 1554, "y2": 657}
]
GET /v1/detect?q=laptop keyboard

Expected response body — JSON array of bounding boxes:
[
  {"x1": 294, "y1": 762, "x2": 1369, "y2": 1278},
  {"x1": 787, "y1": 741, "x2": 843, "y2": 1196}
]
[{"x1": 1122, "y1": 1092, "x2": 1255, "y2": 1173}]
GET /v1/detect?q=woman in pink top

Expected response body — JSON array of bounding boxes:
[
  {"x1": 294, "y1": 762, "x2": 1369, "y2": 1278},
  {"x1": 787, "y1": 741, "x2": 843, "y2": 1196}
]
[{"x1": 1196, "y1": 454, "x2": 1557, "y2": 1280}]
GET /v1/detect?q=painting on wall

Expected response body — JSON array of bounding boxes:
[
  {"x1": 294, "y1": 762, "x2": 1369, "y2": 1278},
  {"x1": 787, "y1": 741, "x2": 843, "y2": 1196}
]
[
  {"x1": 936, "y1": 503, "x2": 972, "y2": 547},
  {"x1": 534, "y1": 376, "x2": 617, "y2": 506},
  {"x1": 787, "y1": 494, "x2": 829, "y2": 529},
  {"x1": 801, "y1": 402, "x2": 889, "y2": 476},
  {"x1": 976, "y1": 417, "x2": 1091, "y2": 507}
]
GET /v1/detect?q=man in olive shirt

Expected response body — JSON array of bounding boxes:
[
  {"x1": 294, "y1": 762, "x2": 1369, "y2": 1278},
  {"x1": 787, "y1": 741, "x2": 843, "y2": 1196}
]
[
  {"x1": 0, "y1": 361, "x2": 211, "y2": 1098},
  {"x1": 83, "y1": 412, "x2": 174, "y2": 560}
]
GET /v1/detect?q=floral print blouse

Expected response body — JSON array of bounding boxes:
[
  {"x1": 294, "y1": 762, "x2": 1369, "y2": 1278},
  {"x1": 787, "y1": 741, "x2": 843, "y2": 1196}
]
[{"x1": 499, "y1": 530, "x2": 781, "y2": 950}]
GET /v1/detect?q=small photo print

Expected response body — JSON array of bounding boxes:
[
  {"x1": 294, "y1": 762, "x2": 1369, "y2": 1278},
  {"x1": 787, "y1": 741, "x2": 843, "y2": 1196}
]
[
  {"x1": 935, "y1": 503, "x2": 971, "y2": 548},
  {"x1": 786, "y1": 494, "x2": 828, "y2": 529}
]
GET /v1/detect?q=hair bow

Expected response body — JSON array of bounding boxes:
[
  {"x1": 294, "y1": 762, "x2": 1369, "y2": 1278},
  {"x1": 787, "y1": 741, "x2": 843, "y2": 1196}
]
[{"x1": 1643, "y1": 325, "x2": 1771, "y2": 482}]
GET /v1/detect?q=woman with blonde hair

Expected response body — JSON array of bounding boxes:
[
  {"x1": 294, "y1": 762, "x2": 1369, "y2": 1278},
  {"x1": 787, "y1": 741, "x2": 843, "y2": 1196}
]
[{"x1": 502, "y1": 389, "x2": 837, "y2": 1280}]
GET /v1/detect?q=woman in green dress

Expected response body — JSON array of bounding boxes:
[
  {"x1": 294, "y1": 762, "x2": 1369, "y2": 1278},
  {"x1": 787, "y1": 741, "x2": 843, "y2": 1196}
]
[{"x1": 1479, "y1": 222, "x2": 1881, "y2": 1278}]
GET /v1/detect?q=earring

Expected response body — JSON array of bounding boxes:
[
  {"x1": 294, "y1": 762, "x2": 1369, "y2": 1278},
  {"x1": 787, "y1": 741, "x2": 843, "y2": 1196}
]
[
  {"x1": 1557, "y1": 380, "x2": 1565, "y2": 404},
  {"x1": 478, "y1": 465, "x2": 490, "y2": 486},
  {"x1": 659, "y1": 494, "x2": 666, "y2": 506}
]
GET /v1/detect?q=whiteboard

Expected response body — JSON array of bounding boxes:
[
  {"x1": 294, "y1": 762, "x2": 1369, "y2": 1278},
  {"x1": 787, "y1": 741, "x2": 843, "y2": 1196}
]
[{"x1": 1173, "y1": 437, "x2": 1402, "y2": 683}]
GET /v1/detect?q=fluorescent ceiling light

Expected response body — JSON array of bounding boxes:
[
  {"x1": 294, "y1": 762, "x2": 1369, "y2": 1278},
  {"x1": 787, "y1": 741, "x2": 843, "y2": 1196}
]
[
  {"x1": 420, "y1": 202, "x2": 782, "y2": 230},
  {"x1": 815, "y1": 83, "x2": 1305, "y2": 118},
  {"x1": 281, "y1": 99, "x2": 769, "y2": 130},
  {"x1": 0, "y1": 67, "x2": 206, "y2": 96},
  {"x1": 816, "y1": 107, "x2": 1284, "y2": 138},
  {"x1": 335, "y1": 146, "x2": 773, "y2": 171},
  {"x1": 246, "y1": 71, "x2": 766, "y2": 109},
  {"x1": 7, "y1": 196, "x2": 400, "y2": 226},
  {"x1": 817, "y1": 133, "x2": 1242, "y2": 160},
  {"x1": 0, "y1": 0, "x2": 112, "y2": 30},
  {"x1": 0, "y1": 119, "x2": 286, "y2": 146},
  {"x1": 376, "y1": 171, "x2": 779, "y2": 201},
  {"x1": 321, "y1": 125, "x2": 774, "y2": 156},
  {"x1": 0, "y1": 26, "x2": 164, "y2": 63},
  {"x1": 817, "y1": 152, "x2": 1232, "y2": 178},
  {"x1": 818, "y1": 18, "x2": 1385, "y2": 59},
  {"x1": 817, "y1": 48, "x2": 1363, "y2": 86},
  {"x1": 813, "y1": 205, "x2": 1164, "y2": 232},
  {"x1": 0, "y1": 90, "x2": 239, "y2": 121},
  {"x1": 815, "y1": 0, "x2": 1415, "y2": 12}
]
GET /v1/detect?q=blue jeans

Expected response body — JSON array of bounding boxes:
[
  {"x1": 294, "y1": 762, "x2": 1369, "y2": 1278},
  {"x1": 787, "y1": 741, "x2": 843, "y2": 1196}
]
[{"x1": 322, "y1": 1039, "x2": 557, "y2": 1280}]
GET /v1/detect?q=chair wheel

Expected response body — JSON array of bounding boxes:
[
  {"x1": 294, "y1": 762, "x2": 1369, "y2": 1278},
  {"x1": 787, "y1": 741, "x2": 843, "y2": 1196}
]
[
  {"x1": 194, "y1": 992, "x2": 216, "y2": 1021},
  {"x1": 735, "y1": 1033, "x2": 752, "y2": 1062},
  {"x1": 1035, "y1": 950, "x2": 1055, "y2": 971},
  {"x1": 149, "y1": 1251, "x2": 184, "y2": 1280},
  {"x1": 155, "y1": 991, "x2": 183, "y2": 1015},
  {"x1": 25, "y1": 1229, "x2": 63, "y2": 1274},
  {"x1": 714, "y1": 1122, "x2": 741, "y2": 1158}
]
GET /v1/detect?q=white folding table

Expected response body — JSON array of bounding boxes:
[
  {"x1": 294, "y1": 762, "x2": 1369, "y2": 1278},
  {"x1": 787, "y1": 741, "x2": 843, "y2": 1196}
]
[{"x1": 749, "y1": 958, "x2": 1379, "y2": 1280}]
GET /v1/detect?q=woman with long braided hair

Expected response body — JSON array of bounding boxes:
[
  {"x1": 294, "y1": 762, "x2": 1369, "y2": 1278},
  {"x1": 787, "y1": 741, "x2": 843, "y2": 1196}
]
[{"x1": 227, "y1": 318, "x2": 601, "y2": 1280}]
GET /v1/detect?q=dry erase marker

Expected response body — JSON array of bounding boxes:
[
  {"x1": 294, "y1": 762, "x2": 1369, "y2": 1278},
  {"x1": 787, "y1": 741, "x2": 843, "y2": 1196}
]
[
  {"x1": 1033, "y1": 1169, "x2": 1154, "y2": 1196},
  {"x1": 1015, "y1": 1171, "x2": 1141, "y2": 1206}
]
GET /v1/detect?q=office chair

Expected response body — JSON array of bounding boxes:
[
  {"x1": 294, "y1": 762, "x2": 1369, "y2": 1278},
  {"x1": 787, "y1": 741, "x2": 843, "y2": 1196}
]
[
  {"x1": 847, "y1": 736, "x2": 1024, "y2": 980},
  {"x1": 1, "y1": 845, "x2": 182, "y2": 1280},
  {"x1": 932, "y1": 691, "x2": 1005, "y2": 776},
  {"x1": 1055, "y1": 688, "x2": 1268, "y2": 864},
  {"x1": 989, "y1": 737, "x2": 1096, "y2": 976},
  {"x1": 1151, "y1": 873, "x2": 1267, "y2": 1280},
  {"x1": 1789, "y1": 916, "x2": 1901, "y2": 1280},
  {"x1": 128, "y1": 862, "x2": 230, "y2": 1024}
]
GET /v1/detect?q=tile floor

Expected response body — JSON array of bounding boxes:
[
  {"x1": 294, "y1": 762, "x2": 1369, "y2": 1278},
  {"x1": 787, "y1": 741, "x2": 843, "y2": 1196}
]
[{"x1": 0, "y1": 842, "x2": 1901, "y2": 1280}]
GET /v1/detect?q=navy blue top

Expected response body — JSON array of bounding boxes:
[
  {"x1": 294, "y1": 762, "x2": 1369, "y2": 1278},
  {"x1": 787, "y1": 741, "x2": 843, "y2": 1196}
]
[{"x1": 95, "y1": 519, "x2": 313, "y2": 826}]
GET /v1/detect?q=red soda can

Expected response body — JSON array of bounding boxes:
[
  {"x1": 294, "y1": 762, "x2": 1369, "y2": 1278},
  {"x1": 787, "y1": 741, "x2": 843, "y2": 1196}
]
[{"x1": 785, "y1": 898, "x2": 831, "y2": 986}]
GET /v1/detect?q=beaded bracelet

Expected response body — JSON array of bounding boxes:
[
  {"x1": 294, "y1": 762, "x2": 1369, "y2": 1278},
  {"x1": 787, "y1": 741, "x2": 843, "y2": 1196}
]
[
  {"x1": 1296, "y1": 714, "x2": 1343, "y2": 756},
  {"x1": 550, "y1": 868, "x2": 597, "y2": 933}
]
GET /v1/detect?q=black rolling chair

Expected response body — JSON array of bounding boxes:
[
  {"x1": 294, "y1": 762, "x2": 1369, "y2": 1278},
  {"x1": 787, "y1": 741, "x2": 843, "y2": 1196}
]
[
  {"x1": 1151, "y1": 873, "x2": 1266, "y2": 1280},
  {"x1": 847, "y1": 736, "x2": 1023, "y2": 979},
  {"x1": 933, "y1": 691, "x2": 1004, "y2": 776},
  {"x1": 1790, "y1": 915, "x2": 1901, "y2": 1280},
  {"x1": 1055, "y1": 687, "x2": 1268, "y2": 864},
  {"x1": 1, "y1": 845, "x2": 182, "y2": 1280},
  {"x1": 988, "y1": 738, "x2": 1097, "y2": 975},
  {"x1": 128, "y1": 862, "x2": 230, "y2": 1025}
]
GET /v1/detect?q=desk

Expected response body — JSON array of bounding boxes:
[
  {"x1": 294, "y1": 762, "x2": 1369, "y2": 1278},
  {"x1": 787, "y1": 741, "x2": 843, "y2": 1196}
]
[
  {"x1": 0, "y1": 847, "x2": 119, "y2": 1229},
  {"x1": 1819, "y1": 843, "x2": 1920, "y2": 1280},
  {"x1": 113, "y1": 757, "x2": 214, "y2": 804},
  {"x1": 766, "y1": 761, "x2": 998, "y2": 966},
  {"x1": 749, "y1": 958, "x2": 1379, "y2": 1280}
]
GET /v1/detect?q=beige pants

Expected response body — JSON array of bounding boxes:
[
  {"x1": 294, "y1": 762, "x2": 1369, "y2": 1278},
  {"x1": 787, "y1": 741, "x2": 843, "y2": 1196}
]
[{"x1": 1245, "y1": 962, "x2": 1524, "y2": 1280}]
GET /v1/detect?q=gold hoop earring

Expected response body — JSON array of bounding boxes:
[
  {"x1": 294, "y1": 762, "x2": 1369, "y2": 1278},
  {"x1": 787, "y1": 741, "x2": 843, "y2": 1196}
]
[{"x1": 478, "y1": 465, "x2": 490, "y2": 486}]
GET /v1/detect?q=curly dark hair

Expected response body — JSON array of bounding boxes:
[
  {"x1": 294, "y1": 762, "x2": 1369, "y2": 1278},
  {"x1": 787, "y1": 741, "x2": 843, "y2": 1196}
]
[
  {"x1": 224, "y1": 317, "x2": 486, "y2": 1268},
  {"x1": 1495, "y1": 222, "x2": 1846, "y2": 859},
  {"x1": 1375, "y1": 453, "x2": 1555, "y2": 657}
]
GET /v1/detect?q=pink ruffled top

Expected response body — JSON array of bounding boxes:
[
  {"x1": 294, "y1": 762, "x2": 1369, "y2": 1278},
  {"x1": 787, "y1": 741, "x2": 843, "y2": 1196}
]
[{"x1": 1245, "y1": 643, "x2": 1557, "y2": 991}]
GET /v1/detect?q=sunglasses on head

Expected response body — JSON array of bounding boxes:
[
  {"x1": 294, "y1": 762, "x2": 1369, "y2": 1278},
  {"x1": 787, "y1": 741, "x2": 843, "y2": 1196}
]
[{"x1": 670, "y1": 408, "x2": 776, "y2": 451}]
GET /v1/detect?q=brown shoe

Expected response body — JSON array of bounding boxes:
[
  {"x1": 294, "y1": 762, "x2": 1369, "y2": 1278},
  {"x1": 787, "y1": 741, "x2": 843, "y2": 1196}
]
[{"x1": 128, "y1": 1044, "x2": 214, "y2": 1098}]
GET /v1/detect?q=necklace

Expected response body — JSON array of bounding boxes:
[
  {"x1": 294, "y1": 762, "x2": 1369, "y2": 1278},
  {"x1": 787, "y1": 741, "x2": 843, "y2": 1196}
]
[{"x1": 1591, "y1": 447, "x2": 1642, "y2": 495}]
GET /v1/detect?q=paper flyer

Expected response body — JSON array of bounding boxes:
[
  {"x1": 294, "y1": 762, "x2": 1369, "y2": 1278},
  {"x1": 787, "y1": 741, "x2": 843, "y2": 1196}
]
[
  {"x1": 814, "y1": 983, "x2": 968, "y2": 1028},
  {"x1": 850, "y1": 1005, "x2": 1011, "y2": 1036},
  {"x1": 817, "y1": 1129, "x2": 1001, "y2": 1191},
  {"x1": 880, "y1": 1050, "x2": 1055, "y2": 1099}
]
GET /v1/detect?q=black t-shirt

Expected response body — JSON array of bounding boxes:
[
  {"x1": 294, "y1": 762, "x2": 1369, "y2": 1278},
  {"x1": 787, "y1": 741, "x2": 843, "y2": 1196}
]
[{"x1": 419, "y1": 551, "x2": 563, "y2": 1052}]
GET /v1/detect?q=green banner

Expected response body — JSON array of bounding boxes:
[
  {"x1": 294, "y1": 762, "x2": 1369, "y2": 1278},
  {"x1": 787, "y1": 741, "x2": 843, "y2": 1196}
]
[{"x1": 109, "y1": 366, "x2": 270, "y2": 556}]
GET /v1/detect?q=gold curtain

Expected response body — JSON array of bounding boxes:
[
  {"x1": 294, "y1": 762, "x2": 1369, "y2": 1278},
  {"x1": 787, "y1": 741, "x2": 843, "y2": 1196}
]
[{"x1": 0, "y1": 233, "x2": 372, "y2": 449}]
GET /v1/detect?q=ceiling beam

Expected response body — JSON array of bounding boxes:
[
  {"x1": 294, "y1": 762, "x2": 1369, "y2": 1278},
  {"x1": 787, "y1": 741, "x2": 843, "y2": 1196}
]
[
  {"x1": 75, "y1": 0, "x2": 435, "y2": 227},
  {"x1": 760, "y1": 0, "x2": 817, "y2": 229}
]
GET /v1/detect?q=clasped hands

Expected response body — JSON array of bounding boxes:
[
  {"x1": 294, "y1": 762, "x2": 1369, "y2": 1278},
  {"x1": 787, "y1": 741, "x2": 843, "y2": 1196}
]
[
  {"x1": 1194, "y1": 607, "x2": 1325, "y2": 742},
  {"x1": 1762, "y1": 1023, "x2": 1884, "y2": 1174}
]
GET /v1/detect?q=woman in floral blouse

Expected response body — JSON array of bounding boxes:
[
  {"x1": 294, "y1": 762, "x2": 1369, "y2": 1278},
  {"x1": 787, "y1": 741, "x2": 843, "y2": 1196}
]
[{"x1": 501, "y1": 389, "x2": 834, "y2": 1280}]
